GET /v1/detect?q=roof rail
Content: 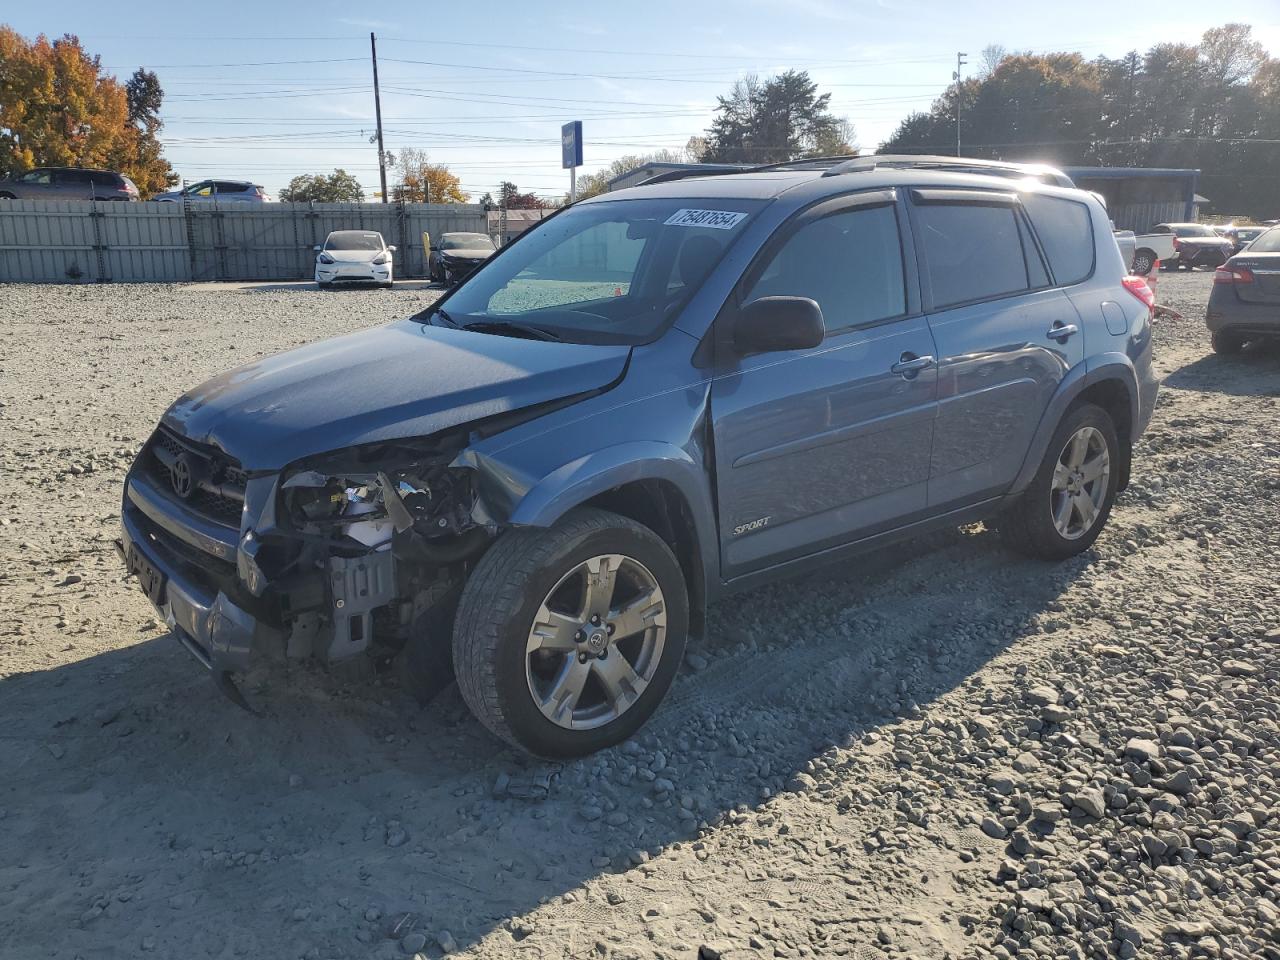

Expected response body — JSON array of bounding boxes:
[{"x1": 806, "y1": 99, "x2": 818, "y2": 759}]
[
  {"x1": 821, "y1": 154, "x2": 1075, "y2": 187},
  {"x1": 638, "y1": 155, "x2": 859, "y2": 187},
  {"x1": 638, "y1": 165, "x2": 752, "y2": 186}
]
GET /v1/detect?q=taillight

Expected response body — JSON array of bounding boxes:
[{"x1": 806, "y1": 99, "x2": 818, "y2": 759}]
[
  {"x1": 1122, "y1": 275, "x2": 1156, "y2": 318},
  {"x1": 1213, "y1": 265, "x2": 1254, "y2": 284},
  {"x1": 1172, "y1": 237, "x2": 1181, "y2": 250}
]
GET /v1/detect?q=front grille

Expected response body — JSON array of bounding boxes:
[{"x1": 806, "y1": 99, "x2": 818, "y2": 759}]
[{"x1": 146, "y1": 426, "x2": 247, "y2": 527}]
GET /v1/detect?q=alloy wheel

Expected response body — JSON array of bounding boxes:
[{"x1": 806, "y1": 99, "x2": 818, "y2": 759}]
[
  {"x1": 1049, "y1": 425, "x2": 1111, "y2": 540},
  {"x1": 525, "y1": 554, "x2": 667, "y2": 730}
]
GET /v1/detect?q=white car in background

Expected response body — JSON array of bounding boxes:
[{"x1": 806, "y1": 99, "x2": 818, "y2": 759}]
[{"x1": 314, "y1": 230, "x2": 395, "y2": 289}]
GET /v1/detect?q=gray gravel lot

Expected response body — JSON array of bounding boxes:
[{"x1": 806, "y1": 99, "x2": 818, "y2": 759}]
[{"x1": 0, "y1": 275, "x2": 1277, "y2": 959}]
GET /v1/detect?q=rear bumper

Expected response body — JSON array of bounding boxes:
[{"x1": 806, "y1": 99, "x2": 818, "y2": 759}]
[{"x1": 1206, "y1": 297, "x2": 1280, "y2": 334}]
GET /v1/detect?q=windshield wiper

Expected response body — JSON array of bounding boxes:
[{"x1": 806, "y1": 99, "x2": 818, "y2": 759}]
[
  {"x1": 431, "y1": 307, "x2": 459, "y2": 328},
  {"x1": 461, "y1": 320, "x2": 561, "y2": 342}
]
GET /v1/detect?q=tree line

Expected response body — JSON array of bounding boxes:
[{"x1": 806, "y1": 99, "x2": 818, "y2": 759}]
[
  {"x1": 882, "y1": 24, "x2": 1279, "y2": 216},
  {"x1": 0, "y1": 27, "x2": 174, "y2": 195}
]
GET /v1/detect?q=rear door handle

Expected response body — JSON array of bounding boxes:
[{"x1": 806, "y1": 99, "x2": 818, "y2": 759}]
[
  {"x1": 1047, "y1": 321, "x2": 1079, "y2": 342},
  {"x1": 891, "y1": 353, "x2": 935, "y2": 376}
]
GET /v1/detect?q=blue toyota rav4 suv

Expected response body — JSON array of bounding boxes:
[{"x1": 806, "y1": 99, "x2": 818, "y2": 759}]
[{"x1": 120, "y1": 156, "x2": 1158, "y2": 757}]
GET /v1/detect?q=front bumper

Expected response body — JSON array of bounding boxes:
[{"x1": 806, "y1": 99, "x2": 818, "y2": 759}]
[
  {"x1": 119, "y1": 476, "x2": 279, "y2": 676},
  {"x1": 440, "y1": 259, "x2": 483, "y2": 282},
  {"x1": 315, "y1": 262, "x2": 392, "y2": 284}
]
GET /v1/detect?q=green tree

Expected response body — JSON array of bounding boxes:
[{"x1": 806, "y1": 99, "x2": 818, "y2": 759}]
[
  {"x1": 278, "y1": 169, "x2": 364, "y2": 203},
  {"x1": 699, "y1": 70, "x2": 854, "y2": 164},
  {"x1": 498, "y1": 180, "x2": 543, "y2": 209}
]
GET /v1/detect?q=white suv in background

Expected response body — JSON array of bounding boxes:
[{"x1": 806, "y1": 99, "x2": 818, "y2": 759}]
[{"x1": 314, "y1": 230, "x2": 395, "y2": 288}]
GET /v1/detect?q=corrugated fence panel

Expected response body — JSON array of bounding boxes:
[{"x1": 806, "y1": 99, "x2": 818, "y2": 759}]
[
  {"x1": 0, "y1": 200, "x2": 487, "y2": 283},
  {"x1": 99, "y1": 202, "x2": 189, "y2": 281}
]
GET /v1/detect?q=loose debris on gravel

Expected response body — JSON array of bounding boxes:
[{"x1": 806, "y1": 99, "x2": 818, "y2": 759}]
[{"x1": 0, "y1": 276, "x2": 1276, "y2": 959}]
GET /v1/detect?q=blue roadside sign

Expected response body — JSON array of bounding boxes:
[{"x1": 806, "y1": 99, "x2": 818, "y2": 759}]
[{"x1": 562, "y1": 121, "x2": 583, "y2": 170}]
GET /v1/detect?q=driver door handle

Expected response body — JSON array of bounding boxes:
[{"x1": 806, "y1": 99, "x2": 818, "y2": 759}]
[
  {"x1": 891, "y1": 353, "x2": 935, "y2": 376},
  {"x1": 1047, "y1": 321, "x2": 1079, "y2": 342}
]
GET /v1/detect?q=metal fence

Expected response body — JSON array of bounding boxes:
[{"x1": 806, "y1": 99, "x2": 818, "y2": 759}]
[{"x1": 0, "y1": 200, "x2": 487, "y2": 283}]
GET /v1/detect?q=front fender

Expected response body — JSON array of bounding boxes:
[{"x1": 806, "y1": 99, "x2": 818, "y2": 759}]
[
  {"x1": 506, "y1": 441, "x2": 714, "y2": 530},
  {"x1": 1008, "y1": 357, "x2": 1140, "y2": 495}
]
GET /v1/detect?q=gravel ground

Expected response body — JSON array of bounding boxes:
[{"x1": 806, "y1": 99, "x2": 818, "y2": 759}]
[{"x1": 0, "y1": 275, "x2": 1276, "y2": 960}]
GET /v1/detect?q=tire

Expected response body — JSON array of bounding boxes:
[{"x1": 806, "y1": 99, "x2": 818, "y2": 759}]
[
  {"x1": 0, "y1": 192, "x2": 14, "y2": 200},
  {"x1": 398, "y1": 583, "x2": 462, "y2": 705},
  {"x1": 1211, "y1": 330, "x2": 1246, "y2": 355},
  {"x1": 1131, "y1": 250, "x2": 1154, "y2": 275},
  {"x1": 999, "y1": 404, "x2": 1120, "y2": 561},
  {"x1": 317, "y1": 281, "x2": 332, "y2": 290},
  {"x1": 453, "y1": 507, "x2": 689, "y2": 758},
  {"x1": 1159, "y1": 260, "x2": 1176, "y2": 272}
]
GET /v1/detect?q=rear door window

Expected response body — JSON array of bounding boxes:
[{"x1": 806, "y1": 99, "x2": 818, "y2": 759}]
[
  {"x1": 1022, "y1": 194, "x2": 1094, "y2": 286},
  {"x1": 215, "y1": 181, "x2": 247, "y2": 194},
  {"x1": 744, "y1": 203, "x2": 907, "y2": 334},
  {"x1": 914, "y1": 202, "x2": 1030, "y2": 308},
  {"x1": 54, "y1": 170, "x2": 91, "y2": 185}
]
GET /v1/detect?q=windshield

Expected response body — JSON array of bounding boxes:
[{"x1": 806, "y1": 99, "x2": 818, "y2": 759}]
[
  {"x1": 442, "y1": 233, "x2": 494, "y2": 251},
  {"x1": 1247, "y1": 227, "x2": 1280, "y2": 253},
  {"x1": 326, "y1": 231, "x2": 384, "y2": 251},
  {"x1": 425, "y1": 197, "x2": 766, "y2": 345},
  {"x1": 1172, "y1": 224, "x2": 1215, "y2": 238}
]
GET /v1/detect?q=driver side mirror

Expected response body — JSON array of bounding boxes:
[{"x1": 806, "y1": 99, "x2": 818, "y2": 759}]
[
  {"x1": 387, "y1": 245, "x2": 397, "y2": 253},
  {"x1": 732, "y1": 297, "x2": 825, "y2": 356},
  {"x1": 313, "y1": 244, "x2": 322, "y2": 252}
]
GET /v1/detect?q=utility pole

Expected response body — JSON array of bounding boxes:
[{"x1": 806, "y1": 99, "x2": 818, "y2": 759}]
[
  {"x1": 371, "y1": 32, "x2": 388, "y2": 203},
  {"x1": 954, "y1": 52, "x2": 968, "y2": 157}
]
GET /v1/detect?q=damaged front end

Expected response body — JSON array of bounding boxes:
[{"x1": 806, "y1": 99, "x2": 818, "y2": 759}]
[{"x1": 119, "y1": 425, "x2": 495, "y2": 707}]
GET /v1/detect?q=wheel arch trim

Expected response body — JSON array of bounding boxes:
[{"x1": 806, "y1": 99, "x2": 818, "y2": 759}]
[
  {"x1": 495, "y1": 442, "x2": 720, "y2": 611},
  {"x1": 1009, "y1": 358, "x2": 1138, "y2": 495}
]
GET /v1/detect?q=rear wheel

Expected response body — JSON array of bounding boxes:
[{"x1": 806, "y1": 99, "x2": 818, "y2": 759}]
[
  {"x1": 453, "y1": 508, "x2": 688, "y2": 758},
  {"x1": 1000, "y1": 404, "x2": 1119, "y2": 561},
  {"x1": 1211, "y1": 330, "x2": 1246, "y2": 355},
  {"x1": 1131, "y1": 250, "x2": 1154, "y2": 275}
]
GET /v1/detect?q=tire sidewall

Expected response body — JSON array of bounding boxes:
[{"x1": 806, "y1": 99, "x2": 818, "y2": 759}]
[
  {"x1": 481, "y1": 522, "x2": 688, "y2": 758},
  {"x1": 1024, "y1": 404, "x2": 1120, "y2": 559}
]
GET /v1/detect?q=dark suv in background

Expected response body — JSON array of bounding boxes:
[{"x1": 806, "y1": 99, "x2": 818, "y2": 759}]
[
  {"x1": 0, "y1": 166, "x2": 139, "y2": 201},
  {"x1": 120, "y1": 156, "x2": 1157, "y2": 758}
]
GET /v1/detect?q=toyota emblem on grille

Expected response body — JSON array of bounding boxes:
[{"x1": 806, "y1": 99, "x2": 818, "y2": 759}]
[{"x1": 171, "y1": 453, "x2": 194, "y2": 499}]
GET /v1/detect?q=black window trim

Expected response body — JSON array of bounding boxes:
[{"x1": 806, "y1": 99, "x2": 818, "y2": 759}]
[{"x1": 906, "y1": 186, "x2": 1050, "y2": 313}]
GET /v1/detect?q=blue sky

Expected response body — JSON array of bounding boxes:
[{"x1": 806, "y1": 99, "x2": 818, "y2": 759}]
[{"x1": 6, "y1": 1, "x2": 1279, "y2": 199}]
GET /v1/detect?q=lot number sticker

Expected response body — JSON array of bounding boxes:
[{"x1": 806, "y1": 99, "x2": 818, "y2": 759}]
[{"x1": 664, "y1": 209, "x2": 748, "y2": 230}]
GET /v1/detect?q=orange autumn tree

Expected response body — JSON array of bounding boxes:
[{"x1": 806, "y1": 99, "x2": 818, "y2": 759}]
[{"x1": 0, "y1": 27, "x2": 174, "y2": 195}]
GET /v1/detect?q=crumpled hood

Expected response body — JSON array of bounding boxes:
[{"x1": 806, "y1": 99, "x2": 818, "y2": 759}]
[{"x1": 162, "y1": 319, "x2": 630, "y2": 470}]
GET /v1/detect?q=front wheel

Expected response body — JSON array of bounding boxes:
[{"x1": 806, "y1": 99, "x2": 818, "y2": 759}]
[
  {"x1": 999, "y1": 404, "x2": 1120, "y2": 561},
  {"x1": 453, "y1": 508, "x2": 688, "y2": 758}
]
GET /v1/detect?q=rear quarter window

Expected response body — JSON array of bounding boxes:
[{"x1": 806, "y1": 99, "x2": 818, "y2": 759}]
[
  {"x1": 1022, "y1": 194, "x2": 1095, "y2": 286},
  {"x1": 89, "y1": 171, "x2": 120, "y2": 187}
]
